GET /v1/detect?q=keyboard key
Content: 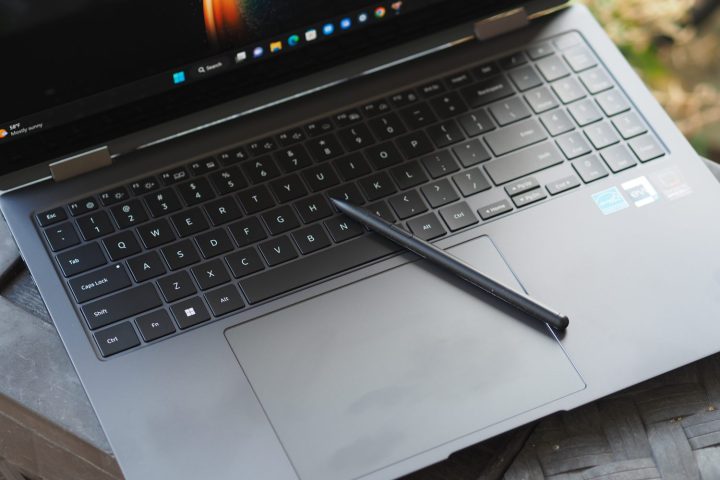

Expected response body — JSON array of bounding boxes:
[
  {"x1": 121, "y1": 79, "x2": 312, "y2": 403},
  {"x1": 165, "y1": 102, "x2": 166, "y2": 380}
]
[
  {"x1": 478, "y1": 199, "x2": 513, "y2": 220},
  {"x1": 103, "y1": 231, "x2": 141, "y2": 260},
  {"x1": 388, "y1": 190, "x2": 428, "y2": 220},
  {"x1": 144, "y1": 189, "x2": 182, "y2": 217},
  {"x1": 110, "y1": 200, "x2": 148, "y2": 229},
  {"x1": 396, "y1": 131, "x2": 434, "y2": 159},
  {"x1": 563, "y1": 45, "x2": 597, "y2": 72},
  {"x1": 333, "y1": 152, "x2": 372, "y2": 180},
  {"x1": 94, "y1": 322, "x2": 140, "y2": 357},
  {"x1": 325, "y1": 216, "x2": 365, "y2": 243},
  {"x1": 484, "y1": 118, "x2": 547, "y2": 156},
  {"x1": 421, "y1": 151, "x2": 460, "y2": 179},
  {"x1": 261, "y1": 206, "x2": 300, "y2": 235},
  {"x1": 579, "y1": 68, "x2": 613, "y2": 94},
  {"x1": 524, "y1": 86, "x2": 559, "y2": 114},
  {"x1": 191, "y1": 259, "x2": 231, "y2": 290},
  {"x1": 527, "y1": 42, "x2": 554, "y2": 60},
  {"x1": 292, "y1": 224, "x2": 332, "y2": 254},
  {"x1": 68, "y1": 197, "x2": 99, "y2": 217},
  {"x1": 274, "y1": 145, "x2": 312, "y2": 173},
  {"x1": 546, "y1": 175, "x2": 581, "y2": 195},
  {"x1": 551, "y1": 77, "x2": 586, "y2": 104},
  {"x1": 407, "y1": 213, "x2": 446, "y2": 241},
  {"x1": 567, "y1": 99, "x2": 603, "y2": 127},
  {"x1": 509, "y1": 65, "x2": 542, "y2": 91},
  {"x1": 225, "y1": 247, "x2": 265, "y2": 278},
  {"x1": 136, "y1": 310, "x2": 175, "y2": 342},
  {"x1": 56, "y1": 243, "x2": 106, "y2": 277},
  {"x1": 513, "y1": 189, "x2": 547, "y2": 208},
  {"x1": 472, "y1": 62, "x2": 500, "y2": 80},
  {"x1": 137, "y1": 219, "x2": 175, "y2": 248},
  {"x1": 237, "y1": 185, "x2": 275, "y2": 214},
  {"x1": 69, "y1": 263, "x2": 131, "y2": 304},
  {"x1": 553, "y1": 32, "x2": 583, "y2": 50},
  {"x1": 304, "y1": 118, "x2": 335, "y2": 137},
  {"x1": 499, "y1": 52, "x2": 528, "y2": 69},
  {"x1": 461, "y1": 76, "x2": 514, "y2": 107},
  {"x1": 366, "y1": 201, "x2": 397, "y2": 223},
  {"x1": 157, "y1": 271, "x2": 196, "y2": 302},
  {"x1": 246, "y1": 137, "x2": 277, "y2": 157},
  {"x1": 337, "y1": 124, "x2": 375, "y2": 151},
  {"x1": 170, "y1": 297, "x2": 211, "y2": 329},
  {"x1": 505, "y1": 177, "x2": 540, "y2": 197},
  {"x1": 400, "y1": 103, "x2": 437, "y2": 130},
  {"x1": 596, "y1": 89, "x2": 630, "y2": 117},
  {"x1": 76, "y1": 211, "x2": 114, "y2": 240},
  {"x1": 390, "y1": 161, "x2": 429, "y2": 190},
  {"x1": 421, "y1": 179, "x2": 460, "y2": 208},
  {"x1": 204, "y1": 197, "x2": 243, "y2": 225},
  {"x1": 170, "y1": 208, "x2": 209, "y2": 237},
  {"x1": 390, "y1": 89, "x2": 419, "y2": 107},
  {"x1": 426, "y1": 120, "x2": 465, "y2": 148},
  {"x1": 368, "y1": 113, "x2": 406, "y2": 140},
  {"x1": 129, "y1": 176, "x2": 160, "y2": 195},
  {"x1": 258, "y1": 236, "x2": 298, "y2": 266},
  {"x1": 439, "y1": 202, "x2": 479, "y2": 231},
  {"x1": 584, "y1": 121, "x2": 620, "y2": 149},
  {"x1": 458, "y1": 109, "x2": 495, "y2": 137},
  {"x1": 37, "y1": 207, "x2": 67, "y2": 227},
  {"x1": 303, "y1": 164, "x2": 340, "y2": 191},
  {"x1": 269, "y1": 174, "x2": 308, "y2": 203},
  {"x1": 159, "y1": 167, "x2": 189, "y2": 186},
  {"x1": 294, "y1": 195, "x2": 333, "y2": 224},
  {"x1": 241, "y1": 156, "x2": 280, "y2": 184},
  {"x1": 540, "y1": 109, "x2": 575, "y2": 136},
  {"x1": 362, "y1": 99, "x2": 392, "y2": 117},
  {"x1": 333, "y1": 109, "x2": 363, "y2": 126},
  {"x1": 188, "y1": 158, "x2": 219, "y2": 176},
  {"x1": 217, "y1": 146, "x2": 249, "y2": 166},
  {"x1": 205, "y1": 285, "x2": 245, "y2": 317},
  {"x1": 358, "y1": 172, "x2": 397, "y2": 201},
  {"x1": 210, "y1": 167, "x2": 247, "y2": 194},
  {"x1": 430, "y1": 92, "x2": 469, "y2": 119},
  {"x1": 306, "y1": 134, "x2": 344, "y2": 161},
  {"x1": 277, "y1": 127, "x2": 306, "y2": 146},
  {"x1": 327, "y1": 184, "x2": 365, "y2": 205},
  {"x1": 195, "y1": 228, "x2": 233, "y2": 258},
  {"x1": 127, "y1": 251, "x2": 166, "y2": 283},
  {"x1": 418, "y1": 80, "x2": 446, "y2": 97},
  {"x1": 99, "y1": 186, "x2": 130, "y2": 206},
  {"x1": 572, "y1": 155, "x2": 609, "y2": 183},
  {"x1": 452, "y1": 168, "x2": 492, "y2": 196},
  {"x1": 239, "y1": 235, "x2": 401, "y2": 304},
  {"x1": 601, "y1": 144, "x2": 638, "y2": 173},
  {"x1": 45, "y1": 222, "x2": 80, "y2": 251},
  {"x1": 556, "y1": 131, "x2": 593, "y2": 159},
  {"x1": 365, "y1": 142, "x2": 404, "y2": 169},
  {"x1": 161, "y1": 239, "x2": 200, "y2": 270},
  {"x1": 452, "y1": 139, "x2": 491, "y2": 167},
  {"x1": 228, "y1": 217, "x2": 267, "y2": 247},
  {"x1": 445, "y1": 71, "x2": 473, "y2": 87},
  {"x1": 628, "y1": 134, "x2": 664, "y2": 162},
  {"x1": 612, "y1": 112, "x2": 647, "y2": 139},
  {"x1": 536, "y1": 55, "x2": 570, "y2": 81},
  {"x1": 82, "y1": 283, "x2": 162, "y2": 330},
  {"x1": 484, "y1": 142, "x2": 564, "y2": 185}
]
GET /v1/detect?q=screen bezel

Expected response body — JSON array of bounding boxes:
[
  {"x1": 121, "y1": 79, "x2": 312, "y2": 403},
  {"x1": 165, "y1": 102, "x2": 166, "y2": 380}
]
[{"x1": 0, "y1": 0, "x2": 564, "y2": 182}]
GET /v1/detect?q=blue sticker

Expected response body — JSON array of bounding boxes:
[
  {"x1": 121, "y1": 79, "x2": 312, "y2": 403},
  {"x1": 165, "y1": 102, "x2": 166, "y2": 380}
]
[{"x1": 592, "y1": 187, "x2": 628, "y2": 215}]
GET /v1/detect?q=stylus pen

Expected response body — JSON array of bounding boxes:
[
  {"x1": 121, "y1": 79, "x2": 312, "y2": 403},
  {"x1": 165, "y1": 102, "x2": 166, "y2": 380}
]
[{"x1": 331, "y1": 198, "x2": 569, "y2": 331}]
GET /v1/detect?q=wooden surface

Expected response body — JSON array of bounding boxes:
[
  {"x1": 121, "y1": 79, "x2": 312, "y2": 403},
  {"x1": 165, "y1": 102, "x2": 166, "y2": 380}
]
[{"x1": 1, "y1": 160, "x2": 719, "y2": 480}]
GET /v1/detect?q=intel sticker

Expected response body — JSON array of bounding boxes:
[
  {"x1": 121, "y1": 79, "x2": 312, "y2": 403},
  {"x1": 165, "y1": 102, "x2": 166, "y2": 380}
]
[
  {"x1": 621, "y1": 176, "x2": 659, "y2": 207},
  {"x1": 592, "y1": 187, "x2": 629, "y2": 215}
]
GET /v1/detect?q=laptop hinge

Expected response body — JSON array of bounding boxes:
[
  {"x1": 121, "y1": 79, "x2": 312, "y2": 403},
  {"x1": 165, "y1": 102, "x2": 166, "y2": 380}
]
[
  {"x1": 474, "y1": 7, "x2": 530, "y2": 42},
  {"x1": 49, "y1": 146, "x2": 112, "y2": 182}
]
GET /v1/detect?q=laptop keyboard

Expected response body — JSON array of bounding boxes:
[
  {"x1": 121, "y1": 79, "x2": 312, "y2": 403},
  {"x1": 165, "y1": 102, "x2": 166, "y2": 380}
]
[{"x1": 35, "y1": 31, "x2": 665, "y2": 358}]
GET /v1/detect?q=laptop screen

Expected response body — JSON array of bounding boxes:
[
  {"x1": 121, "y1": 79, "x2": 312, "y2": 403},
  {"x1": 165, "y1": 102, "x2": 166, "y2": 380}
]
[{"x1": 0, "y1": 0, "x2": 528, "y2": 177}]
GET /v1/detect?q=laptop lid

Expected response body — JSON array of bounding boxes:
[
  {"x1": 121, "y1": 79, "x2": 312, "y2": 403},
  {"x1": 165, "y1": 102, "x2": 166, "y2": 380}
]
[{"x1": 0, "y1": 0, "x2": 566, "y2": 189}]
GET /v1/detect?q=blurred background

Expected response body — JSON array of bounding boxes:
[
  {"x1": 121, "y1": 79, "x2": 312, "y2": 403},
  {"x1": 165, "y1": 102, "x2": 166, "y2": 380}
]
[{"x1": 580, "y1": 0, "x2": 720, "y2": 162}]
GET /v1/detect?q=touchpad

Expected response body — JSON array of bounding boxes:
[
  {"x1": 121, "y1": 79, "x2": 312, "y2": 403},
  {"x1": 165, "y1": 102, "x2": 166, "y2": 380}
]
[{"x1": 226, "y1": 235, "x2": 584, "y2": 480}]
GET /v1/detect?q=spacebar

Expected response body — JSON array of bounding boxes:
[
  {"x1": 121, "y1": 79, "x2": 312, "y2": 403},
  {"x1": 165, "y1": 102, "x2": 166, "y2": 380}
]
[{"x1": 240, "y1": 234, "x2": 402, "y2": 304}]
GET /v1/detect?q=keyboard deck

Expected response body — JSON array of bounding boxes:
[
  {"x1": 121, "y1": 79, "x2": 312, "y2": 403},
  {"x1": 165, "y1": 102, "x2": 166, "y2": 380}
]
[{"x1": 35, "y1": 31, "x2": 665, "y2": 358}]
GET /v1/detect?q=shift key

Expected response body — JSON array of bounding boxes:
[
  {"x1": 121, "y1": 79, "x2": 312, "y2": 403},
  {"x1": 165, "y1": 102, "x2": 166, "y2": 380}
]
[
  {"x1": 82, "y1": 284, "x2": 162, "y2": 330},
  {"x1": 69, "y1": 264, "x2": 131, "y2": 303},
  {"x1": 484, "y1": 118, "x2": 547, "y2": 156}
]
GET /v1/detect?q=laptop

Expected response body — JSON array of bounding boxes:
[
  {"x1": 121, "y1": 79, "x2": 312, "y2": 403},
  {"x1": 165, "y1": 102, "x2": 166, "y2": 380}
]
[{"x1": 2, "y1": 1, "x2": 720, "y2": 478}]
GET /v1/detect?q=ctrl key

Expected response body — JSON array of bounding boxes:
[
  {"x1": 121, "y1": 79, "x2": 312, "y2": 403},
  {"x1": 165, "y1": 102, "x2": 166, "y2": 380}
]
[{"x1": 94, "y1": 322, "x2": 140, "y2": 357}]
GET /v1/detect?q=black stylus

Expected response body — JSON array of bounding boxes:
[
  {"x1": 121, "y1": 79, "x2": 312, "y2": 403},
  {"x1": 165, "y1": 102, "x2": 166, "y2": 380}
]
[{"x1": 331, "y1": 198, "x2": 569, "y2": 331}]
